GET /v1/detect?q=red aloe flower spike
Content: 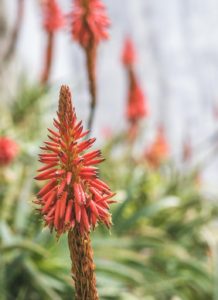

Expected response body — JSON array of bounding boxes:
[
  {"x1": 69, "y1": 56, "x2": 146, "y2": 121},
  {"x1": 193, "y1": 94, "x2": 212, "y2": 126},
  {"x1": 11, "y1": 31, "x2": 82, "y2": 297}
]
[
  {"x1": 40, "y1": 0, "x2": 65, "y2": 85},
  {"x1": 70, "y1": 0, "x2": 110, "y2": 131},
  {"x1": 122, "y1": 37, "x2": 150, "y2": 140},
  {"x1": 35, "y1": 85, "x2": 115, "y2": 299}
]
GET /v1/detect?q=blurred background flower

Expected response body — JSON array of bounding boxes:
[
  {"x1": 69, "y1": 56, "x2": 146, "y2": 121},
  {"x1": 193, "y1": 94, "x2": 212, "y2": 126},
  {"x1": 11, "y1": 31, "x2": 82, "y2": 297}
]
[{"x1": 0, "y1": 136, "x2": 19, "y2": 166}]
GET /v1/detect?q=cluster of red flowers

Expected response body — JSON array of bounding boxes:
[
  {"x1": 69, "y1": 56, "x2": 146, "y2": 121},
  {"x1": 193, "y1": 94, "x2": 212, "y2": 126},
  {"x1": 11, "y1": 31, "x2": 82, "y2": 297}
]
[
  {"x1": 0, "y1": 137, "x2": 19, "y2": 166},
  {"x1": 35, "y1": 86, "x2": 115, "y2": 236},
  {"x1": 122, "y1": 38, "x2": 149, "y2": 137},
  {"x1": 70, "y1": 0, "x2": 110, "y2": 48},
  {"x1": 145, "y1": 126, "x2": 169, "y2": 168},
  {"x1": 42, "y1": 0, "x2": 65, "y2": 33},
  {"x1": 127, "y1": 76, "x2": 148, "y2": 123}
]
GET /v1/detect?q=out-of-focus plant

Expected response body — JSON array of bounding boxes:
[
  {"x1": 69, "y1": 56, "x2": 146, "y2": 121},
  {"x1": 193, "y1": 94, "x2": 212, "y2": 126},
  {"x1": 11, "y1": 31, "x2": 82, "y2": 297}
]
[
  {"x1": 98, "y1": 136, "x2": 217, "y2": 299},
  {"x1": 1, "y1": 106, "x2": 218, "y2": 299}
]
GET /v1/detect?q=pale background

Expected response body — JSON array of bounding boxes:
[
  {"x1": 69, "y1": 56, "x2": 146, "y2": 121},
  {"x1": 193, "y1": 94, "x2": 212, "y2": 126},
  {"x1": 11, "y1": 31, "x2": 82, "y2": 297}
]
[{"x1": 4, "y1": 0, "x2": 218, "y2": 191}]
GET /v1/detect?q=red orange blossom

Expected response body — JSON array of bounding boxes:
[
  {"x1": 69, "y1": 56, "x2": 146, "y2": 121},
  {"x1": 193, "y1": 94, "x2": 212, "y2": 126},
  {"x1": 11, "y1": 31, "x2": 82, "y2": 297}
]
[
  {"x1": 34, "y1": 85, "x2": 115, "y2": 236},
  {"x1": 70, "y1": 0, "x2": 110, "y2": 48}
]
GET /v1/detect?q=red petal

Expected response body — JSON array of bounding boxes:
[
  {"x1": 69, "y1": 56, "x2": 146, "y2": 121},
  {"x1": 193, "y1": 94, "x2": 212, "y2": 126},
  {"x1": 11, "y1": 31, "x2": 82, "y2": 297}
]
[
  {"x1": 75, "y1": 201, "x2": 81, "y2": 223},
  {"x1": 59, "y1": 192, "x2": 68, "y2": 219},
  {"x1": 84, "y1": 158, "x2": 105, "y2": 166},
  {"x1": 34, "y1": 168, "x2": 57, "y2": 180},
  {"x1": 57, "y1": 179, "x2": 67, "y2": 196},
  {"x1": 81, "y1": 207, "x2": 90, "y2": 231},
  {"x1": 89, "y1": 200, "x2": 99, "y2": 216},
  {"x1": 78, "y1": 183, "x2": 86, "y2": 203},
  {"x1": 54, "y1": 200, "x2": 61, "y2": 230},
  {"x1": 37, "y1": 163, "x2": 57, "y2": 172},
  {"x1": 91, "y1": 213, "x2": 97, "y2": 228},
  {"x1": 74, "y1": 182, "x2": 82, "y2": 204},
  {"x1": 48, "y1": 128, "x2": 60, "y2": 138},
  {"x1": 66, "y1": 172, "x2": 72, "y2": 185},
  {"x1": 42, "y1": 192, "x2": 56, "y2": 213},
  {"x1": 65, "y1": 199, "x2": 73, "y2": 224},
  {"x1": 94, "y1": 178, "x2": 110, "y2": 190},
  {"x1": 37, "y1": 179, "x2": 56, "y2": 197}
]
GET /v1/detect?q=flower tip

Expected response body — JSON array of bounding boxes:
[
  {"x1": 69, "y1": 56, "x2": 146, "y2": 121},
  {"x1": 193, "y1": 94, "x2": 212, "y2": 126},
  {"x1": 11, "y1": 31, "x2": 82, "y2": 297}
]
[
  {"x1": 122, "y1": 37, "x2": 136, "y2": 66},
  {"x1": 60, "y1": 84, "x2": 70, "y2": 94}
]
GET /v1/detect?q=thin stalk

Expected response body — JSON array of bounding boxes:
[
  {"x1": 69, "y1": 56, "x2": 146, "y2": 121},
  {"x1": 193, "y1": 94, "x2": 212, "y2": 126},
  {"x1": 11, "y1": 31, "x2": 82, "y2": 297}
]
[
  {"x1": 86, "y1": 44, "x2": 97, "y2": 133},
  {"x1": 68, "y1": 226, "x2": 99, "y2": 300},
  {"x1": 3, "y1": 0, "x2": 24, "y2": 62},
  {"x1": 41, "y1": 32, "x2": 54, "y2": 85}
]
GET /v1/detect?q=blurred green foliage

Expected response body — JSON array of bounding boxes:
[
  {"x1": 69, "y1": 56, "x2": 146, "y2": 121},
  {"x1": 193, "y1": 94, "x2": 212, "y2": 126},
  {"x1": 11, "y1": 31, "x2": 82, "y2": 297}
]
[{"x1": 0, "y1": 83, "x2": 218, "y2": 300}]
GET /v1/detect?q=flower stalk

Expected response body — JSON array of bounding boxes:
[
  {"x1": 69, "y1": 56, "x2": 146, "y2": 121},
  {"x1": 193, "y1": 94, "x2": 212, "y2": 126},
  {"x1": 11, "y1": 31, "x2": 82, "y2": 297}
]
[
  {"x1": 41, "y1": 32, "x2": 54, "y2": 85},
  {"x1": 3, "y1": 0, "x2": 24, "y2": 62},
  {"x1": 68, "y1": 226, "x2": 99, "y2": 300},
  {"x1": 86, "y1": 44, "x2": 97, "y2": 129}
]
